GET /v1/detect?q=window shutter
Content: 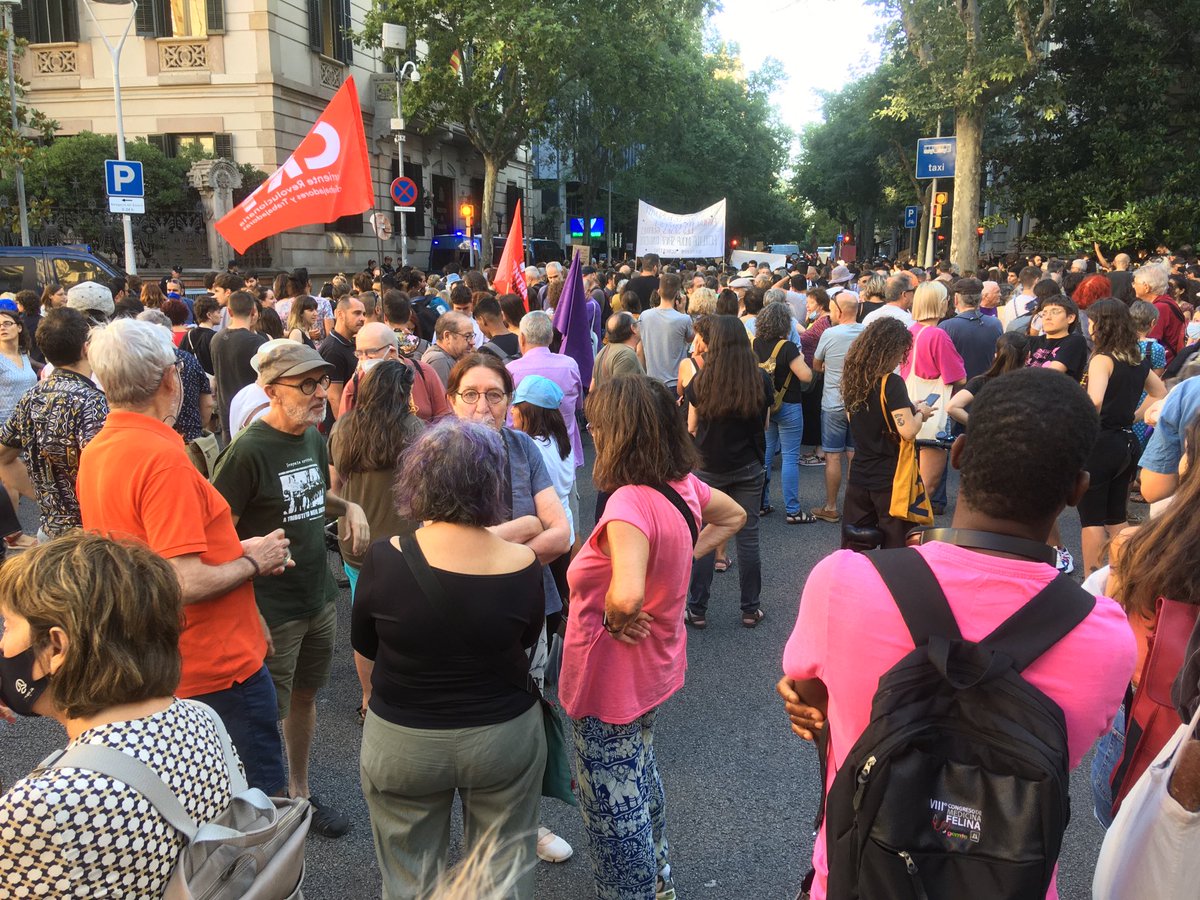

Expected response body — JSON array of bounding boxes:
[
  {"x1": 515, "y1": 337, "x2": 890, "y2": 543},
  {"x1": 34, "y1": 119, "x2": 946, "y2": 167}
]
[
  {"x1": 135, "y1": 0, "x2": 161, "y2": 38},
  {"x1": 214, "y1": 133, "x2": 233, "y2": 160},
  {"x1": 11, "y1": 0, "x2": 34, "y2": 42},
  {"x1": 307, "y1": 0, "x2": 323, "y2": 52},
  {"x1": 61, "y1": 0, "x2": 80, "y2": 42},
  {"x1": 337, "y1": 0, "x2": 353, "y2": 64},
  {"x1": 205, "y1": 0, "x2": 225, "y2": 34},
  {"x1": 146, "y1": 134, "x2": 172, "y2": 156}
]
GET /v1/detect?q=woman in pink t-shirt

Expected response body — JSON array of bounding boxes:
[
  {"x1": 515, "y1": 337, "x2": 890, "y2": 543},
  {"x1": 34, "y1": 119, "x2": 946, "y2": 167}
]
[
  {"x1": 900, "y1": 281, "x2": 966, "y2": 502},
  {"x1": 559, "y1": 374, "x2": 744, "y2": 900}
]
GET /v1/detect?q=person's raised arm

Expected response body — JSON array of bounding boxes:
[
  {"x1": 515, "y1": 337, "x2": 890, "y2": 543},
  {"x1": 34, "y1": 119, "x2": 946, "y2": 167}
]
[{"x1": 891, "y1": 402, "x2": 932, "y2": 441}]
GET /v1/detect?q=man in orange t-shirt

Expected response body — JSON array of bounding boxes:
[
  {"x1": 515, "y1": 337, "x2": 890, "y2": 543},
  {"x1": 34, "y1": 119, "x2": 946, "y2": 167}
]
[{"x1": 77, "y1": 319, "x2": 292, "y2": 794}]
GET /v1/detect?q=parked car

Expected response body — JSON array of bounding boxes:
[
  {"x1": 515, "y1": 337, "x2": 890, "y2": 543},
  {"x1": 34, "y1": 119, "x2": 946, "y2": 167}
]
[
  {"x1": 426, "y1": 234, "x2": 564, "y2": 274},
  {"x1": 0, "y1": 245, "x2": 124, "y2": 294}
]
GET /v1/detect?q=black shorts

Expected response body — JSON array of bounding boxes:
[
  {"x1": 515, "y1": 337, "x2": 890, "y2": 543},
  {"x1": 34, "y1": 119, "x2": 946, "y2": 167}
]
[{"x1": 1078, "y1": 429, "x2": 1138, "y2": 527}]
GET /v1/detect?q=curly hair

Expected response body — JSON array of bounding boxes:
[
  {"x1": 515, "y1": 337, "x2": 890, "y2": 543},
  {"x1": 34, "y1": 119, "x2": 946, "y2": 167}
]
[
  {"x1": 1115, "y1": 413, "x2": 1200, "y2": 621},
  {"x1": 1088, "y1": 298, "x2": 1142, "y2": 365},
  {"x1": 692, "y1": 315, "x2": 765, "y2": 421},
  {"x1": 754, "y1": 302, "x2": 793, "y2": 346},
  {"x1": 841, "y1": 317, "x2": 912, "y2": 413}
]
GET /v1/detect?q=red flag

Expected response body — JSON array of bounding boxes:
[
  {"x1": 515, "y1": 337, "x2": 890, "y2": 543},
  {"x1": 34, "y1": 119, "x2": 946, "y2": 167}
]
[
  {"x1": 216, "y1": 78, "x2": 374, "y2": 254},
  {"x1": 491, "y1": 199, "x2": 528, "y2": 307}
]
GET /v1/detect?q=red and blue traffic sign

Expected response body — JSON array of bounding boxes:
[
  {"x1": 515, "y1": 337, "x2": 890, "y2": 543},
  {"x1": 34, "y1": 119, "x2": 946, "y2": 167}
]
[{"x1": 390, "y1": 176, "x2": 418, "y2": 207}]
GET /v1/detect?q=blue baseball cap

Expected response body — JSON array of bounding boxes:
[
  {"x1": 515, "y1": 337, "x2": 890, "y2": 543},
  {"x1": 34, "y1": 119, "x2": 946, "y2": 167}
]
[
  {"x1": 513, "y1": 375, "x2": 564, "y2": 410},
  {"x1": 0, "y1": 298, "x2": 18, "y2": 312}
]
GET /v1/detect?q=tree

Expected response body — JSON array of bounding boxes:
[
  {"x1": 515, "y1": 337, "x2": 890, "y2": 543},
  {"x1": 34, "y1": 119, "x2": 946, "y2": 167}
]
[
  {"x1": 878, "y1": 0, "x2": 1057, "y2": 269},
  {"x1": 361, "y1": 0, "x2": 578, "y2": 268},
  {"x1": 987, "y1": 0, "x2": 1200, "y2": 253},
  {"x1": 0, "y1": 29, "x2": 58, "y2": 234}
]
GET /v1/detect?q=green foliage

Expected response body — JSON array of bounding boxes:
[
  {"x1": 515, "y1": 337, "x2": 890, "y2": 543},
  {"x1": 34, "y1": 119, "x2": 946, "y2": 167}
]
[
  {"x1": 989, "y1": 0, "x2": 1200, "y2": 252},
  {"x1": 0, "y1": 31, "x2": 59, "y2": 234}
]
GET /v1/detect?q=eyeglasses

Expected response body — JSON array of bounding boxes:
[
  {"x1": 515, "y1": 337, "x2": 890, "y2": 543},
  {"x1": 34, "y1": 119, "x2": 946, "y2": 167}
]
[
  {"x1": 354, "y1": 346, "x2": 390, "y2": 358},
  {"x1": 457, "y1": 331, "x2": 476, "y2": 341},
  {"x1": 454, "y1": 389, "x2": 508, "y2": 406},
  {"x1": 273, "y1": 373, "x2": 332, "y2": 395}
]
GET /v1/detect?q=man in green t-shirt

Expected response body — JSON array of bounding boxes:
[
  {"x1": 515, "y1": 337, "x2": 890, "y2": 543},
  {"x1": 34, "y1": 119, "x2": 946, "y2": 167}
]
[{"x1": 214, "y1": 342, "x2": 369, "y2": 838}]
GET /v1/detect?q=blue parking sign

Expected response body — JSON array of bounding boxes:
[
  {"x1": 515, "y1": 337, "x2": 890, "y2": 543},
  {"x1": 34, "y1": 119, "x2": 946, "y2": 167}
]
[
  {"x1": 915, "y1": 137, "x2": 957, "y2": 179},
  {"x1": 904, "y1": 205, "x2": 919, "y2": 228},
  {"x1": 105, "y1": 159, "x2": 144, "y2": 197}
]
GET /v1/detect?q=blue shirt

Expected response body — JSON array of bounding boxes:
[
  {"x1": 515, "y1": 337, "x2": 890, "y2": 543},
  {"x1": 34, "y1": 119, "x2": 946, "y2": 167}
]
[
  {"x1": 1140, "y1": 376, "x2": 1200, "y2": 475},
  {"x1": 939, "y1": 309, "x2": 1003, "y2": 380}
]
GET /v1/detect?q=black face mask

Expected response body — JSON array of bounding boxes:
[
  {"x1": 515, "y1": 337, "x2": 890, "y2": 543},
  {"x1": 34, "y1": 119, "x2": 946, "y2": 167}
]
[{"x1": 0, "y1": 645, "x2": 48, "y2": 717}]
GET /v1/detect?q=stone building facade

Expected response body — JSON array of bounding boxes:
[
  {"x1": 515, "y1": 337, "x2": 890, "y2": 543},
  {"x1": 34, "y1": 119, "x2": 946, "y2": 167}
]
[{"x1": 18, "y1": 0, "x2": 537, "y2": 274}]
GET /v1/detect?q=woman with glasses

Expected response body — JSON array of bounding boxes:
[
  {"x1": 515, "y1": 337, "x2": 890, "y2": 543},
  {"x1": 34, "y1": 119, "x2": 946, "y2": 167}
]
[{"x1": 445, "y1": 352, "x2": 573, "y2": 865}]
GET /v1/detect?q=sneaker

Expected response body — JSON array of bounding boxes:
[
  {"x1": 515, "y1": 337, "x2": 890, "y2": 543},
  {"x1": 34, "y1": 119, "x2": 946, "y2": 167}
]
[
  {"x1": 1055, "y1": 546, "x2": 1075, "y2": 575},
  {"x1": 656, "y1": 876, "x2": 677, "y2": 900},
  {"x1": 536, "y1": 826, "x2": 573, "y2": 862},
  {"x1": 799, "y1": 454, "x2": 826, "y2": 467},
  {"x1": 308, "y1": 794, "x2": 350, "y2": 838}
]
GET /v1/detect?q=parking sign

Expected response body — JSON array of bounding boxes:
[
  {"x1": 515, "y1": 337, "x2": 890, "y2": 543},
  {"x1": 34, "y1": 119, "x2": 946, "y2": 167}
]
[{"x1": 105, "y1": 159, "x2": 145, "y2": 214}]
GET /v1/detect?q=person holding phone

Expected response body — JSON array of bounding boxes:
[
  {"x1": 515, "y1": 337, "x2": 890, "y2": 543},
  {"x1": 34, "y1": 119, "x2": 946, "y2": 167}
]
[{"x1": 841, "y1": 318, "x2": 936, "y2": 548}]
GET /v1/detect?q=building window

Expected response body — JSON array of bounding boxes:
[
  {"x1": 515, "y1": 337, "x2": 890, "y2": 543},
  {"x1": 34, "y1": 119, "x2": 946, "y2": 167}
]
[
  {"x1": 325, "y1": 214, "x2": 364, "y2": 236},
  {"x1": 136, "y1": 0, "x2": 224, "y2": 39},
  {"x1": 13, "y1": 0, "x2": 80, "y2": 44},
  {"x1": 146, "y1": 133, "x2": 233, "y2": 159},
  {"x1": 307, "y1": 0, "x2": 353, "y2": 65}
]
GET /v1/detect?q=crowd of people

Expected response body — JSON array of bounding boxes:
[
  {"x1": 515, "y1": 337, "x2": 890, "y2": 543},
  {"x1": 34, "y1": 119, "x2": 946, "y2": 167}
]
[{"x1": 0, "y1": 242, "x2": 1199, "y2": 899}]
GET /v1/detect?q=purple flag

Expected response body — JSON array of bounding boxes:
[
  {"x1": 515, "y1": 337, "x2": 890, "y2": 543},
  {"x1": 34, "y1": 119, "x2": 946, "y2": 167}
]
[{"x1": 552, "y1": 250, "x2": 595, "y2": 387}]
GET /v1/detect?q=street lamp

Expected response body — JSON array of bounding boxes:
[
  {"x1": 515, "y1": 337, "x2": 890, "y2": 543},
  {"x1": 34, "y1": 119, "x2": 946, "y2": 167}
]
[
  {"x1": 382, "y1": 24, "x2": 420, "y2": 268},
  {"x1": 0, "y1": 0, "x2": 30, "y2": 246},
  {"x1": 81, "y1": 0, "x2": 138, "y2": 275}
]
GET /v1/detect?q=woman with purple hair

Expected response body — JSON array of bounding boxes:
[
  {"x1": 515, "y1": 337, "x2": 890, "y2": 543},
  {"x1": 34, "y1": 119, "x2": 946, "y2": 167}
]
[{"x1": 351, "y1": 418, "x2": 547, "y2": 899}]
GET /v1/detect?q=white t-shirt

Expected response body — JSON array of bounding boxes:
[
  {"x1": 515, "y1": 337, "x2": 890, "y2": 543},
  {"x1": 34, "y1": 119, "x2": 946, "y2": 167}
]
[
  {"x1": 861, "y1": 304, "x2": 914, "y2": 328},
  {"x1": 229, "y1": 383, "x2": 270, "y2": 436},
  {"x1": 531, "y1": 434, "x2": 575, "y2": 544}
]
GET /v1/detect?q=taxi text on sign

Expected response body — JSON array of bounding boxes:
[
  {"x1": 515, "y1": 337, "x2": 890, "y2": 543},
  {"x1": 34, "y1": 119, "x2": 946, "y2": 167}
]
[
  {"x1": 915, "y1": 137, "x2": 957, "y2": 180},
  {"x1": 216, "y1": 78, "x2": 374, "y2": 253}
]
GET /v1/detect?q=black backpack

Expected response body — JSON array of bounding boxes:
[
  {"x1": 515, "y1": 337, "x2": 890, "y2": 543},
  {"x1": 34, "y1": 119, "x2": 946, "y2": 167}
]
[{"x1": 822, "y1": 548, "x2": 1094, "y2": 900}]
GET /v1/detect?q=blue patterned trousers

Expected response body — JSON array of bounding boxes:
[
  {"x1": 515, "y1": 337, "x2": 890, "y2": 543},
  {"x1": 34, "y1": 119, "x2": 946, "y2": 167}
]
[{"x1": 571, "y1": 712, "x2": 672, "y2": 899}]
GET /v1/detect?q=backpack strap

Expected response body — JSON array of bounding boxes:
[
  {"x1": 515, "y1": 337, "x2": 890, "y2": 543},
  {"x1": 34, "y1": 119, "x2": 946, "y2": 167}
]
[
  {"x1": 180, "y1": 699, "x2": 249, "y2": 793},
  {"x1": 980, "y1": 574, "x2": 1095, "y2": 671},
  {"x1": 653, "y1": 482, "x2": 699, "y2": 547},
  {"x1": 865, "y1": 548, "x2": 963, "y2": 645},
  {"x1": 39, "y1": 743, "x2": 200, "y2": 839}
]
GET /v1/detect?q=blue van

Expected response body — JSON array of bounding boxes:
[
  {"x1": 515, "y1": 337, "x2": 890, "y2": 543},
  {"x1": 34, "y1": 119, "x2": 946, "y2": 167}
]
[{"x1": 0, "y1": 245, "x2": 124, "y2": 294}]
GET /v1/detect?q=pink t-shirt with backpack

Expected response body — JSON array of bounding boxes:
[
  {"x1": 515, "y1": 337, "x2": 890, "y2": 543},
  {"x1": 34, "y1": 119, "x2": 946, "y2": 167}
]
[
  {"x1": 559, "y1": 475, "x2": 710, "y2": 724},
  {"x1": 782, "y1": 541, "x2": 1135, "y2": 900}
]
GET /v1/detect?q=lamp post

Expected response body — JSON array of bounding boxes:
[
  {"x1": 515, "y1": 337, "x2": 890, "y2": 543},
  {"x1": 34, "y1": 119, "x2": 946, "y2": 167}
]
[
  {"x1": 82, "y1": 0, "x2": 138, "y2": 275},
  {"x1": 381, "y1": 24, "x2": 420, "y2": 269},
  {"x1": 0, "y1": 0, "x2": 29, "y2": 246}
]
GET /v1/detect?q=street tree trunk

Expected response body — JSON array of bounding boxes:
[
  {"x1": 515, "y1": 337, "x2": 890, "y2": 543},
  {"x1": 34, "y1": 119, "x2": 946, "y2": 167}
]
[
  {"x1": 949, "y1": 105, "x2": 983, "y2": 274},
  {"x1": 480, "y1": 154, "x2": 499, "y2": 269}
]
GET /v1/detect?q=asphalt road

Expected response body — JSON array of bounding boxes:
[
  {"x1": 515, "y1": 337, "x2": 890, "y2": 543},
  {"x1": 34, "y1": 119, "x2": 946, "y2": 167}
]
[{"x1": 0, "y1": 455, "x2": 1110, "y2": 899}]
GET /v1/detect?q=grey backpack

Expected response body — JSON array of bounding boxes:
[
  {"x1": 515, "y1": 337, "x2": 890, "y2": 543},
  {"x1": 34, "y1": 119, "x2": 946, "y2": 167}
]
[{"x1": 37, "y1": 700, "x2": 311, "y2": 899}]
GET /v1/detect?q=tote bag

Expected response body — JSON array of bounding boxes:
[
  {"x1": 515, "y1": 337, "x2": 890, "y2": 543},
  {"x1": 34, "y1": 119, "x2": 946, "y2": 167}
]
[
  {"x1": 1093, "y1": 702, "x2": 1200, "y2": 899},
  {"x1": 880, "y1": 380, "x2": 934, "y2": 526},
  {"x1": 904, "y1": 325, "x2": 952, "y2": 441}
]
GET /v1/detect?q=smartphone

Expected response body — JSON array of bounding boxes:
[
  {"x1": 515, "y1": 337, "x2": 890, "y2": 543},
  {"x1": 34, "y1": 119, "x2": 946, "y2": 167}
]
[{"x1": 923, "y1": 392, "x2": 941, "y2": 408}]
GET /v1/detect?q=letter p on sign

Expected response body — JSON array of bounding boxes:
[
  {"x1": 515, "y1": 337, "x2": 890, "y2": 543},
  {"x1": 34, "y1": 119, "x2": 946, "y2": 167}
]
[{"x1": 105, "y1": 160, "x2": 145, "y2": 198}]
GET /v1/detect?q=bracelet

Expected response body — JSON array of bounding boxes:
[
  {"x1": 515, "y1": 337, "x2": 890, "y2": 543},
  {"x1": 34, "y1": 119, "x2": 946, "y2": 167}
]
[
  {"x1": 602, "y1": 613, "x2": 622, "y2": 635},
  {"x1": 243, "y1": 554, "x2": 262, "y2": 579}
]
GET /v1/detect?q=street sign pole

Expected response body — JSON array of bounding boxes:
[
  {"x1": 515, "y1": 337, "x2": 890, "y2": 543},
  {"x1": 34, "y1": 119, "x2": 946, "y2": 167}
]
[
  {"x1": 394, "y1": 74, "x2": 407, "y2": 269},
  {"x1": 924, "y1": 115, "x2": 941, "y2": 270}
]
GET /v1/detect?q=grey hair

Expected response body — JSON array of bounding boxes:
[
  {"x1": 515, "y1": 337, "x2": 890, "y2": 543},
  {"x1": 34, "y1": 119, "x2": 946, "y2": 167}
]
[
  {"x1": 88, "y1": 318, "x2": 176, "y2": 407},
  {"x1": 394, "y1": 419, "x2": 507, "y2": 526},
  {"x1": 862, "y1": 274, "x2": 887, "y2": 301},
  {"x1": 519, "y1": 310, "x2": 554, "y2": 347},
  {"x1": 1133, "y1": 264, "x2": 1169, "y2": 296},
  {"x1": 136, "y1": 309, "x2": 172, "y2": 329},
  {"x1": 545, "y1": 261, "x2": 563, "y2": 276},
  {"x1": 884, "y1": 273, "x2": 913, "y2": 303},
  {"x1": 763, "y1": 288, "x2": 788, "y2": 307},
  {"x1": 1129, "y1": 299, "x2": 1160, "y2": 333}
]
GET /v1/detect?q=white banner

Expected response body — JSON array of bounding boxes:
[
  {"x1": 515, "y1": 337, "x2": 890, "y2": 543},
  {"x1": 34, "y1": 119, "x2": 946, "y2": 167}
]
[
  {"x1": 730, "y1": 249, "x2": 788, "y2": 270},
  {"x1": 635, "y1": 199, "x2": 726, "y2": 258}
]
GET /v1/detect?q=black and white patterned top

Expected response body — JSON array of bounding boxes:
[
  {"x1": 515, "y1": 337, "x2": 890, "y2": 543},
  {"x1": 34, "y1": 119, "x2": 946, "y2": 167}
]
[{"x1": 0, "y1": 700, "x2": 240, "y2": 899}]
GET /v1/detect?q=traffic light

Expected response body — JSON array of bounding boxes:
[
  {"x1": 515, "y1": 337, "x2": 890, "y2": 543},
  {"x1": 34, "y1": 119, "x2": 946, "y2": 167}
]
[
  {"x1": 935, "y1": 191, "x2": 948, "y2": 205},
  {"x1": 937, "y1": 234, "x2": 946, "y2": 241},
  {"x1": 459, "y1": 202, "x2": 474, "y2": 223},
  {"x1": 976, "y1": 226, "x2": 986, "y2": 236},
  {"x1": 730, "y1": 238, "x2": 739, "y2": 249},
  {"x1": 933, "y1": 217, "x2": 943, "y2": 229}
]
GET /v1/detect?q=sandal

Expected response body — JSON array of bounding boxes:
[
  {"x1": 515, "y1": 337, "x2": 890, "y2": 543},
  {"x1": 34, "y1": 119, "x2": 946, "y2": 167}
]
[
  {"x1": 759, "y1": 504, "x2": 775, "y2": 517},
  {"x1": 3, "y1": 532, "x2": 35, "y2": 552},
  {"x1": 741, "y1": 608, "x2": 765, "y2": 628},
  {"x1": 786, "y1": 511, "x2": 818, "y2": 524},
  {"x1": 684, "y1": 608, "x2": 707, "y2": 629},
  {"x1": 714, "y1": 557, "x2": 730, "y2": 573}
]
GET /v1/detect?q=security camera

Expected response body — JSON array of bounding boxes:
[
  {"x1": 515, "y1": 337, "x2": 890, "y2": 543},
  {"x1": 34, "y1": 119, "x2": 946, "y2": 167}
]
[{"x1": 410, "y1": 69, "x2": 420, "y2": 84}]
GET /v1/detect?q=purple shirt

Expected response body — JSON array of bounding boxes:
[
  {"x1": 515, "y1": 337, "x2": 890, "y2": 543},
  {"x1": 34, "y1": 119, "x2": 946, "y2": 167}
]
[{"x1": 507, "y1": 346, "x2": 585, "y2": 467}]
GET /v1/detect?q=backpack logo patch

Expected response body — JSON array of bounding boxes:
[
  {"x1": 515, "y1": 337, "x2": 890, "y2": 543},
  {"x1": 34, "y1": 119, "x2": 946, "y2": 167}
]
[{"x1": 930, "y1": 798, "x2": 982, "y2": 846}]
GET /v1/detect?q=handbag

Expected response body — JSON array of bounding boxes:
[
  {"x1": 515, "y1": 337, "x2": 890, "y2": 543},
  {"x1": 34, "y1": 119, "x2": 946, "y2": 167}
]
[
  {"x1": 1107, "y1": 598, "x2": 1200, "y2": 817},
  {"x1": 880, "y1": 379, "x2": 933, "y2": 525},
  {"x1": 1092, "y1": 702, "x2": 1200, "y2": 899},
  {"x1": 904, "y1": 325, "x2": 952, "y2": 441},
  {"x1": 400, "y1": 535, "x2": 578, "y2": 806}
]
